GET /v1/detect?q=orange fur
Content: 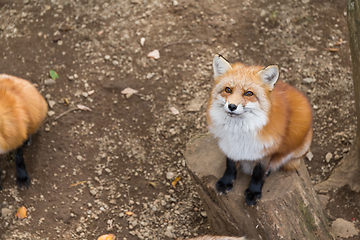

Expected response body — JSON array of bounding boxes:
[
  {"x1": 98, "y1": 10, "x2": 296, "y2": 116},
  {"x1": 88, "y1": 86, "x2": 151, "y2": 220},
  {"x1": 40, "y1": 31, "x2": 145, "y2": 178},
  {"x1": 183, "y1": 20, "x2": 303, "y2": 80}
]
[
  {"x1": 207, "y1": 60, "x2": 312, "y2": 172},
  {"x1": 0, "y1": 74, "x2": 48, "y2": 152}
]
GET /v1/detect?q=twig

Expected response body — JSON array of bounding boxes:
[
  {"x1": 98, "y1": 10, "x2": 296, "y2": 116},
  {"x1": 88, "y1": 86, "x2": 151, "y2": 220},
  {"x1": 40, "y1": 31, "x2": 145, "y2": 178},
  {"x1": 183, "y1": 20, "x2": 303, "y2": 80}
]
[
  {"x1": 160, "y1": 39, "x2": 205, "y2": 50},
  {"x1": 54, "y1": 107, "x2": 79, "y2": 120}
]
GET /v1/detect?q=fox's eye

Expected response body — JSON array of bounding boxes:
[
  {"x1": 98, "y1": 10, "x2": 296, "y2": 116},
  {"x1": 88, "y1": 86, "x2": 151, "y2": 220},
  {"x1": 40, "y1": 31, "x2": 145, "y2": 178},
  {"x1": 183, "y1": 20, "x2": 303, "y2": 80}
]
[
  {"x1": 244, "y1": 91, "x2": 253, "y2": 96},
  {"x1": 225, "y1": 87, "x2": 232, "y2": 93}
]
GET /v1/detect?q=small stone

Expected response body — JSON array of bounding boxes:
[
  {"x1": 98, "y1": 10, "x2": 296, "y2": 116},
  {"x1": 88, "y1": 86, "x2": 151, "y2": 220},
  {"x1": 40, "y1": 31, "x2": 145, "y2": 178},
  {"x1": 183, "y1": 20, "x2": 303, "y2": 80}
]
[
  {"x1": 82, "y1": 92, "x2": 88, "y2": 98},
  {"x1": 48, "y1": 100, "x2": 56, "y2": 109},
  {"x1": 140, "y1": 37, "x2": 145, "y2": 46},
  {"x1": 166, "y1": 172, "x2": 174, "y2": 180},
  {"x1": 1, "y1": 208, "x2": 12, "y2": 218},
  {"x1": 105, "y1": 168, "x2": 111, "y2": 173},
  {"x1": 44, "y1": 79, "x2": 56, "y2": 86},
  {"x1": 306, "y1": 152, "x2": 314, "y2": 161},
  {"x1": 45, "y1": 94, "x2": 51, "y2": 100},
  {"x1": 331, "y1": 218, "x2": 358, "y2": 238},
  {"x1": 112, "y1": 60, "x2": 119, "y2": 66},
  {"x1": 303, "y1": 77, "x2": 316, "y2": 83},
  {"x1": 89, "y1": 189, "x2": 97, "y2": 196},
  {"x1": 313, "y1": 105, "x2": 319, "y2": 110},
  {"x1": 47, "y1": 110, "x2": 55, "y2": 117},
  {"x1": 104, "y1": 55, "x2": 111, "y2": 60},
  {"x1": 325, "y1": 152, "x2": 333, "y2": 163},
  {"x1": 173, "y1": 0, "x2": 178, "y2": 6},
  {"x1": 200, "y1": 211, "x2": 207, "y2": 217},
  {"x1": 57, "y1": 40, "x2": 63, "y2": 46}
]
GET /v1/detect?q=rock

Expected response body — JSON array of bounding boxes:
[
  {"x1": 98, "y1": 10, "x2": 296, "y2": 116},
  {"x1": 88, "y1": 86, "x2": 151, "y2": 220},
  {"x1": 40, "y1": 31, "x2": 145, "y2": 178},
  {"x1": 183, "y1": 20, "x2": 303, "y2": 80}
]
[
  {"x1": 331, "y1": 218, "x2": 358, "y2": 238},
  {"x1": 306, "y1": 152, "x2": 314, "y2": 161},
  {"x1": 166, "y1": 172, "x2": 175, "y2": 180},
  {"x1": 140, "y1": 37, "x2": 145, "y2": 46},
  {"x1": 48, "y1": 100, "x2": 56, "y2": 109},
  {"x1": 303, "y1": 77, "x2": 316, "y2": 83},
  {"x1": 1, "y1": 208, "x2": 12, "y2": 218},
  {"x1": 187, "y1": 99, "x2": 205, "y2": 112},
  {"x1": 325, "y1": 152, "x2": 333, "y2": 163},
  {"x1": 104, "y1": 55, "x2": 111, "y2": 60},
  {"x1": 147, "y1": 50, "x2": 160, "y2": 60},
  {"x1": 47, "y1": 110, "x2": 55, "y2": 117},
  {"x1": 44, "y1": 78, "x2": 56, "y2": 86}
]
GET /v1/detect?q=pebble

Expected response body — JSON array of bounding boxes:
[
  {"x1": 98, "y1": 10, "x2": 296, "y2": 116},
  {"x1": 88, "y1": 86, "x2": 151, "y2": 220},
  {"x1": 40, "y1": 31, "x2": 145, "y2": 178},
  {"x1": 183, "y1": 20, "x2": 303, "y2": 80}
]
[
  {"x1": 303, "y1": 77, "x2": 316, "y2": 83},
  {"x1": 112, "y1": 60, "x2": 119, "y2": 66},
  {"x1": 44, "y1": 78, "x2": 56, "y2": 85},
  {"x1": 48, "y1": 100, "x2": 56, "y2": 109},
  {"x1": 47, "y1": 110, "x2": 55, "y2": 117},
  {"x1": 306, "y1": 152, "x2": 314, "y2": 161},
  {"x1": 104, "y1": 55, "x2": 111, "y2": 60},
  {"x1": 166, "y1": 172, "x2": 175, "y2": 180},
  {"x1": 1, "y1": 208, "x2": 12, "y2": 218},
  {"x1": 325, "y1": 152, "x2": 333, "y2": 163}
]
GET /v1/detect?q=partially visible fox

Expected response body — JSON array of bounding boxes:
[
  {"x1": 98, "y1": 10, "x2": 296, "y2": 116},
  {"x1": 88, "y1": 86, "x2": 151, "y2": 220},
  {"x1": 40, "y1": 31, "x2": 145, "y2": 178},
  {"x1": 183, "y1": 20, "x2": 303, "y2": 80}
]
[
  {"x1": 0, "y1": 74, "x2": 48, "y2": 189},
  {"x1": 207, "y1": 55, "x2": 313, "y2": 205}
]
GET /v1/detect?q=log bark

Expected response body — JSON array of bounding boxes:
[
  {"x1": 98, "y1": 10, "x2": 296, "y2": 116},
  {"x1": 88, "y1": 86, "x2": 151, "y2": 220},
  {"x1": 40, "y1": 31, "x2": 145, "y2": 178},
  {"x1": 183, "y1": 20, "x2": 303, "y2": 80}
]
[{"x1": 186, "y1": 134, "x2": 331, "y2": 240}]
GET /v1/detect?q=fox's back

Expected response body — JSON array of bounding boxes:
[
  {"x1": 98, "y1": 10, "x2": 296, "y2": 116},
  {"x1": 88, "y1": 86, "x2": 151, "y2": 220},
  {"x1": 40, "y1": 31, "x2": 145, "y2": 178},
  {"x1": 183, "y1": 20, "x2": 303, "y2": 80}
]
[{"x1": 0, "y1": 74, "x2": 48, "y2": 152}]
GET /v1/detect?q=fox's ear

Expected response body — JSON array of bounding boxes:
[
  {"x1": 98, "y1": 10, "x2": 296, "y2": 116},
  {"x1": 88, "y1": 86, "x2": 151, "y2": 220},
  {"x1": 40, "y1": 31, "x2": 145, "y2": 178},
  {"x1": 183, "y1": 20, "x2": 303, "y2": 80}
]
[
  {"x1": 213, "y1": 55, "x2": 232, "y2": 77},
  {"x1": 257, "y1": 65, "x2": 279, "y2": 91}
]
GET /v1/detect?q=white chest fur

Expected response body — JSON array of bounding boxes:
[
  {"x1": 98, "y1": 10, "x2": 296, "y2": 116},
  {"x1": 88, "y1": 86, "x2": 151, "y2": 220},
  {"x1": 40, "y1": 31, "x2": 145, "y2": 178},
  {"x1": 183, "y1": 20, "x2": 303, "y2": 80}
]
[{"x1": 208, "y1": 103, "x2": 273, "y2": 161}]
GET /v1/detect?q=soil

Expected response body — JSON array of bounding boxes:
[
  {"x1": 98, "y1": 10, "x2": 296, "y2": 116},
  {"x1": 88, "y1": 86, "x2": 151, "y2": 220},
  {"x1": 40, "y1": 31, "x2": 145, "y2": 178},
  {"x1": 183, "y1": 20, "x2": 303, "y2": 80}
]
[{"x1": 0, "y1": 0, "x2": 359, "y2": 239}]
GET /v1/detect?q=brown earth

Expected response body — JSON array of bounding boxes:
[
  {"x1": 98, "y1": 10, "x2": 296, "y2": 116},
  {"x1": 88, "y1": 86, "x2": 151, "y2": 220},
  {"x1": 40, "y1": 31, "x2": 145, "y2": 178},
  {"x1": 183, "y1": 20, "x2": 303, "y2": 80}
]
[{"x1": 0, "y1": 0, "x2": 359, "y2": 239}]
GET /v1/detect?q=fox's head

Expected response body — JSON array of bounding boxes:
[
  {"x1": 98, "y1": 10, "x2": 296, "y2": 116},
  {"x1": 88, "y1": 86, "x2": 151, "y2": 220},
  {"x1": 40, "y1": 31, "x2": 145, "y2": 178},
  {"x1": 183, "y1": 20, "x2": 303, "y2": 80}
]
[{"x1": 208, "y1": 55, "x2": 279, "y2": 131}]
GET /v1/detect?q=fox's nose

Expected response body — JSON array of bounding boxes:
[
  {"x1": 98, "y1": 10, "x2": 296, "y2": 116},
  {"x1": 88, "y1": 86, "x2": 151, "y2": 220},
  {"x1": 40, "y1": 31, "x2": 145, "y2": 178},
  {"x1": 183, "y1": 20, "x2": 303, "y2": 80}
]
[{"x1": 228, "y1": 104, "x2": 237, "y2": 111}]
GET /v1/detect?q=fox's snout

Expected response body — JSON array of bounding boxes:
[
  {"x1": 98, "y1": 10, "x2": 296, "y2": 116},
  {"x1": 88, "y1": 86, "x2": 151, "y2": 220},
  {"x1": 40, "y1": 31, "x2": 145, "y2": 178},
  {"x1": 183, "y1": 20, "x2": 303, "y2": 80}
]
[{"x1": 228, "y1": 103, "x2": 237, "y2": 111}]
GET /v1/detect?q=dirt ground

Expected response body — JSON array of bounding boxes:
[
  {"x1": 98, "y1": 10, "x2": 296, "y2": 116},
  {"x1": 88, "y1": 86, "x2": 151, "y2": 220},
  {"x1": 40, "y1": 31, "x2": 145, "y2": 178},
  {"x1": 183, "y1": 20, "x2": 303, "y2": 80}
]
[{"x1": 0, "y1": 0, "x2": 359, "y2": 239}]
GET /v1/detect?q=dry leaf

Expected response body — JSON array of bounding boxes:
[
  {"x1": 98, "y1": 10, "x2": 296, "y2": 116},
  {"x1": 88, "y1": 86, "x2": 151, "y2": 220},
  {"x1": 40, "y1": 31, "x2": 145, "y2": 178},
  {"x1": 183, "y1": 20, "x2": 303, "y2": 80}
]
[
  {"x1": 148, "y1": 181, "x2": 157, "y2": 188},
  {"x1": 169, "y1": 107, "x2": 180, "y2": 115},
  {"x1": 121, "y1": 87, "x2": 138, "y2": 98},
  {"x1": 16, "y1": 206, "x2": 27, "y2": 219},
  {"x1": 325, "y1": 48, "x2": 339, "y2": 52},
  {"x1": 147, "y1": 49, "x2": 160, "y2": 59},
  {"x1": 125, "y1": 211, "x2": 133, "y2": 216},
  {"x1": 335, "y1": 38, "x2": 347, "y2": 46},
  {"x1": 77, "y1": 104, "x2": 92, "y2": 111},
  {"x1": 97, "y1": 234, "x2": 116, "y2": 240},
  {"x1": 172, "y1": 176, "x2": 181, "y2": 188}
]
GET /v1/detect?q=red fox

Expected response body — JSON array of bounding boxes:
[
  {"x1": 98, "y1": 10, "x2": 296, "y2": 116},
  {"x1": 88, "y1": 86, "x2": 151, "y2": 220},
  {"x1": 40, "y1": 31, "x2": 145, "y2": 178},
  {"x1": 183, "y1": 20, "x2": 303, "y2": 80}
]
[
  {"x1": 206, "y1": 55, "x2": 313, "y2": 205},
  {"x1": 0, "y1": 74, "x2": 48, "y2": 189}
]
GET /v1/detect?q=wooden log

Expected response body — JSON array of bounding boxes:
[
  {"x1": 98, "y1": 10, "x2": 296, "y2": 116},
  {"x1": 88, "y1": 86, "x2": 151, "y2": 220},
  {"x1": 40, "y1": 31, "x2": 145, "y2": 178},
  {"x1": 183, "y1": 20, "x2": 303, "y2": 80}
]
[{"x1": 185, "y1": 133, "x2": 331, "y2": 240}]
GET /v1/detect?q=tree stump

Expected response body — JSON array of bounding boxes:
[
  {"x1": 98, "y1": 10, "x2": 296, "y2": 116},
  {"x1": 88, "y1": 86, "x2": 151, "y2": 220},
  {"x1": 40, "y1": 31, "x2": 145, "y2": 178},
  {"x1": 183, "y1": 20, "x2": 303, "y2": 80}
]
[{"x1": 185, "y1": 134, "x2": 331, "y2": 240}]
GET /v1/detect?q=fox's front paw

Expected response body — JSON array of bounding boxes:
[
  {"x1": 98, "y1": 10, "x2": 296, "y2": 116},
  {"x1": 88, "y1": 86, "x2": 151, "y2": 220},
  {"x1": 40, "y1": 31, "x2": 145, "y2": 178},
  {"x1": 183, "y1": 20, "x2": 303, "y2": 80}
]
[
  {"x1": 216, "y1": 177, "x2": 234, "y2": 194},
  {"x1": 16, "y1": 175, "x2": 30, "y2": 189},
  {"x1": 245, "y1": 188, "x2": 262, "y2": 205}
]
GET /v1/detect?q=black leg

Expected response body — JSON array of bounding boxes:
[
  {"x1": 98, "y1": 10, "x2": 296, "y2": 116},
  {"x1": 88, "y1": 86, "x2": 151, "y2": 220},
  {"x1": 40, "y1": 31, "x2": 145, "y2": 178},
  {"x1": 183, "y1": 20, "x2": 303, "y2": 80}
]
[
  {"x1": 14, "y1": 146, "x2": 30, "y2": 189},
  {"x1": 216, "y1": 157, "x2": 237, "y2": 194},
  {"x1": 245, "y1": 162, "x2": 267, "y2": 205}
]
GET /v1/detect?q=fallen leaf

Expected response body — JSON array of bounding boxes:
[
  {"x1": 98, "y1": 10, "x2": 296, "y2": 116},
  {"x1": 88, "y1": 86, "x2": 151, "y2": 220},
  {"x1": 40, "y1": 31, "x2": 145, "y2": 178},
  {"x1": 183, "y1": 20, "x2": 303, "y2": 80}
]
[
  {"x1": 325, "y1": 48, "x2": 339, "y2": 52},
  {"x1": 121, "y1": 87, "x2": 138, "y2": 98},
  {"x1": 169, "y1": 107, "x2": 180, "y2": 115},
  {"x1": 148, "y1": 181, "x2": 157, "y2": 188},
  {"x1": 97, "y1": 234, "x2": 116, "y2": 240},
  {"x1": 49, "y1": 70, "x2": 59, "y2": 80},
  {"x1": 125, "y1": 211, "x2": 133, "y2": 216},
  {"x1": 335, "y1": 38, "x2": 347, "y2": 46},
  {"x1": 77, "y1": 104, "x2": 92, "y2": 111},
  {"x1": 147, "y1": 49, "x2": 160, "y2": 59},
  {"x1": 16, "y1": 206, "x2": 27, "y2": 219},
  {"x1": 62, "y1": 98, "x2": 69, "y2": 106},
  {"x1": 69, "y1": 181, "x2": 86, "y2": 188},
  {"x1": 172, "y1": 176, "x2": 181, "y2": 188}
]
